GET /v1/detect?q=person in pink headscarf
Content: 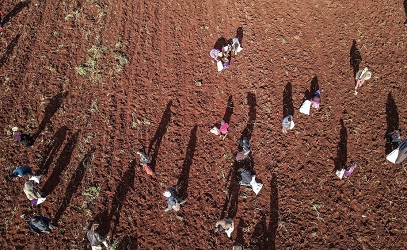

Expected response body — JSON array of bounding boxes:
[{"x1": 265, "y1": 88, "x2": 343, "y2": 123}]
[
  {"x1": 219, "y1": 120, "x2": 229, "y2": 135},
  {"x1": 210, "y1": 120, "x2": 229, "y2": 139}
]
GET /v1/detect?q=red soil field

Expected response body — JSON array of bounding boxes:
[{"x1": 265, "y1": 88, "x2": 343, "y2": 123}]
[{"x1": 1, "y1": 0, "x2": 406, "y2": 249}]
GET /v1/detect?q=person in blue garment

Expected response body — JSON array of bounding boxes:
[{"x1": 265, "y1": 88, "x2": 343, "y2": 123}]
[
  {"x1": 6, "y1": 166, "x2": 41, "y2": 183},
  {"x1": 28, "y1": 215, "x2": 56, "y2": 234}
]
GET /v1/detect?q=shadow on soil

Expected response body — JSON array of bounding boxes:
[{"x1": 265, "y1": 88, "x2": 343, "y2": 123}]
[
  {"x1": 176, "y1": 125, "x2": 198, "y2": 200},
  {"x1": 213, "y1": 37, "x2": 228, "y2": 51},
  {"x1": 118, "y1": 235, "x2": 138, "y2": 250},
  {"x1": 350, "y1": 40, "x2": 362, "y2": 78},
  {"x1": 222, "y1": 95, "x2": 234, "y2": 124},
  {"x1": 33, "y1": 92, "x2": 69, "y2": 140},
  {"x1": 234, "y1": 218, "x2": 246, "y2": 247},
  {"x1": 53, "y1": 149, "x2": 94, "y2": 224},
  {"x1": 333, "y1": 119, "x2": 347, "y2": 171},
  {"x1": 303, "y1": 76, "x2": 319, "y2": 103},
  {"x1": 385, "y1": 92, "x2": 399, "y2": 154},
  {"x1": 92, "y1": 210, "x2": 109, "y2": 238},
  {"x1": 236, "y1": 27, "x2": 244, "y2": 45},
  {"x1": 241, "y1": 92, "x2": 257, "y2": 140},
  {"x1": 39, "y1": 126, "x2": 68, "y2": 175},
  {"x1": 0, "y1": 34, "x2": 20, "y2": 69},
  {"x1": 0, "y1": 1, "x2": 30, "y2": 26},
  {"x1": 250, "y1": 173, "x2": 278, "y2": 250},
  {"x1": 404, "y1": 0, "x2": 407, "y2": 22},
  {"x1": 148, "y1": 100, "x2": 172, "y2": 171},
  {"x1": 283, "y1": 82, "x2": 294, "y2": 118},
  {"x1": 240, "y1": 92, "x2": 257, "y2": 172},
  {"x1": 42, "y1": 131, "x2": 80, "y2": 195},
  {"x1": 109, "y1": 160, "x2": 136, "y2": 237},
  {"x1": 221, "y1": 163, "x2": 240, "y2": 219}
]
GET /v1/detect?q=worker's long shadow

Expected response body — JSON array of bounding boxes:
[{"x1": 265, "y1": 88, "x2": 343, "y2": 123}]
[
  {"x1": 39, "y1": 126, "x2": 68, "y2": 175},
  {"x1": 283, "y1": 82, "x2": 294, "y2": 118},
  {"x1": 53, "y1": 149, "x2": 94, "y2": 224},
  {"x1": 118, "y1": 235, "x2": 138, "y2": 250},
  {"x1": 350, "y1": 40, "x2": 362, "y2": 78},
  {"x1": 108, "y1": 160, "x2": 136, "y2": 237},
  {"x1": 385, "y1": 92, "x2": 399, "y2": 154},
  {"x1": 0, "y1": 34, "x2": 20, "y2": 69},
  {"x1": 333, "y1": 119, "x2": 347, "y2": 171},
  {"x1": 223, "y1": 95, "x2": 234, "y2": 124},
  {"x1": 250, "y1": 173, "x2": 278, "y2": 250},
  {"x1": 220, "y1": 161, "x2": 240, "y2": 219},
  {"x1": 41, "y1": 131, "x2": 80, "y2": 195},
  {"x1": 33, "y1": 92, "x2": 69, "y2": 140},
  {"x1": 240, "y1": 92, "x2": 256, "y2": 140},
  {"x1": 148, "y1": 100, "x2": 172, "y2": 171},
  {"x1": 176, "y1": 125, "x2": 197, "y2": 200}
]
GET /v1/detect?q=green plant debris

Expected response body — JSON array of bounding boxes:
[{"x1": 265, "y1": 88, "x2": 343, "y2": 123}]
[
  {"x1": 83, "y1": 186, "x2": 100, "y2": 201},
  {"x1": 312, "y1": 203, "x2": 324, "y2": 222}
]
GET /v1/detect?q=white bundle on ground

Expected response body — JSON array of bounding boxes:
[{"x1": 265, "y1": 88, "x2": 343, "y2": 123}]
[
  {"x1": 29, "y1": 175, "x2": 41, "y2": 184},
  {"x1": 217, "y1": 61, "x2": 223, "y2": 71},
  {"x1": 250, "y1": 176, "x2": 263, "y2": 195},
  {"x1": 300, "y1": 100, "x2": 312, "y2": 115},
  {"x1": 225, "y1": 226, "x2": 234, "y2": 238}
]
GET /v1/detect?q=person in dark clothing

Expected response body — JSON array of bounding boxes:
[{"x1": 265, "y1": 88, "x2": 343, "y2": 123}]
[
  {"x1": 387, "y1": 130, "x2": 401, "y2": 144},
  {"x1": 237, "y1": 168, "x2": 253, "y2": 186},
  {"x1": 237, "y1": 137, "x2": 251, "y2": 152},
  {"x1": 12, "y1": 127, "x2": 34, "y2": 147},
  {"x1": 163, "y1": 187, "x2": 185, "y2": 212},
  {"x1": 237, "y1": 168, "x2": 263, "y2": 195},
  {"x1": 28, "y1": 215, "x2": 56, "y2": 234},
  {"x1": 87, "y1": 224, "x2": 109, "y2": 249},
  {"x1": 236, "y1": 137, "x2": 251, "y2": 161},
  {"x1": 136, "y1": 148, "x2": 154, "y2": 176},
  {"x1": 136, "y1": 148, "x2": 150, "y2": 165}
]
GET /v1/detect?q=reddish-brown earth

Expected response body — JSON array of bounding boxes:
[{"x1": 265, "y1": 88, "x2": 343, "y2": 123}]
[{"x1": 1, "y1": 0, "x2": 406, "y2": 249}]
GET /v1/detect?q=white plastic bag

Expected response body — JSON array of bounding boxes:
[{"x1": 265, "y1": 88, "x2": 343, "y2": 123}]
[
  {"x1": 300, "y1": 100, "x2": 312, "y2": 115},
  {"x1": 29, "y1": 175, "x2": 41, "y2": 184},
  {"x1": 36, "y1": 197, "x2": 46, "y2": 205},
  {"x1": 210, "y1": 127, "x2": 220, "y2": 135},
  {"x1": 386, "y1": 148, "x2": 399, "y2": 164},
  {"x1": 225, "y1": 226, "x2": 234, "y2": 238},
  {"x1": 250, "y1": 176, "x2": 263, "y2": 195},
  {"x1": 336, "y1": 169, "x2": 345, "y2": 179},
  {"x1": 217, "y1": 61, "x2": 224, "y2": 72}
]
